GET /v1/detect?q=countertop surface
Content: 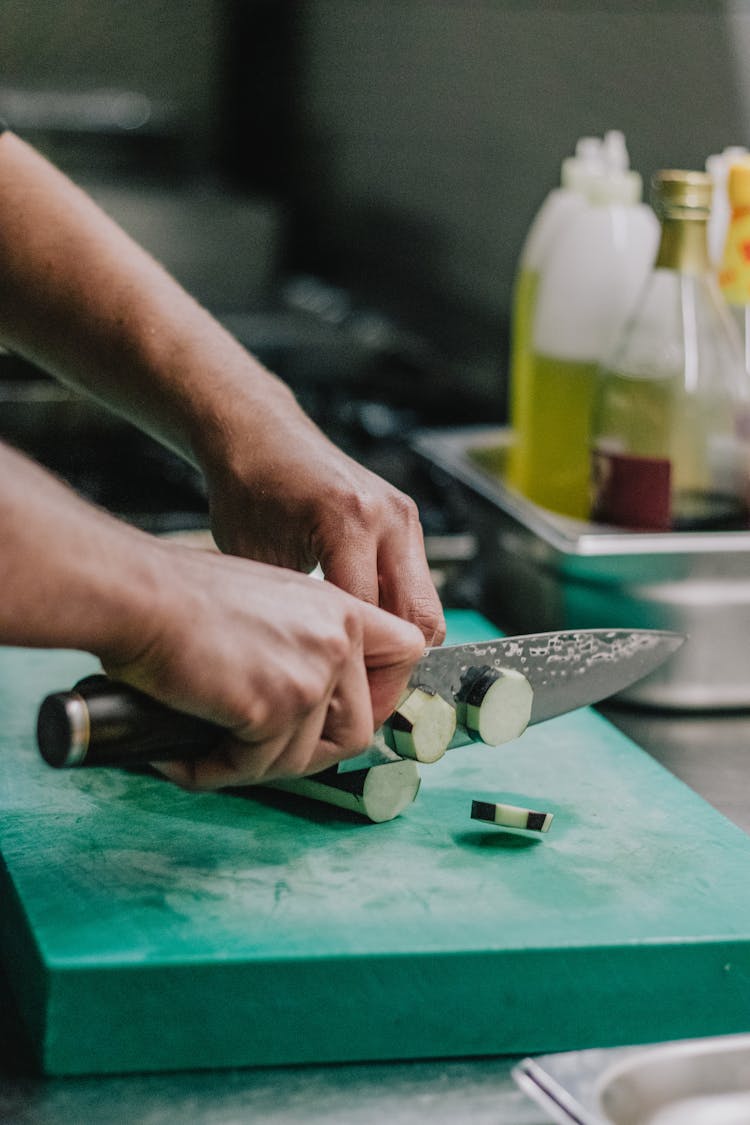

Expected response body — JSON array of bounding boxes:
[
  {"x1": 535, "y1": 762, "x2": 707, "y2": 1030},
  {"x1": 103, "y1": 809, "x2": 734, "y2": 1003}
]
[
  {"x1": 2, "y1": 422, "x2": 749, "y2": 1120},
  {"x1": 2, "y1": 695, "x2": 749, "y2": 1124}
]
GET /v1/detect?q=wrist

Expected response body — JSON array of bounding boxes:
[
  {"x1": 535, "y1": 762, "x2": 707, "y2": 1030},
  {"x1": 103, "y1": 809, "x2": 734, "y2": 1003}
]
[
  {"x1": 79, "y1": 524, "x2": 170, "y2": 669},
  {"x1": 0, "y1": 443, "x2": 168, "y2": 663},
  {"x1": 187, "y1": 346, "x2": 302, "y2": 484}
]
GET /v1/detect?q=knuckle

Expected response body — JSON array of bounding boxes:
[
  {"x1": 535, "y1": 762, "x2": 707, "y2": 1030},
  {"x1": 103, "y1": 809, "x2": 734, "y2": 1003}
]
[
  {"x1": 291, "y1": 678, "x2": 327, "y2": 714},
  {"x1": 321, "y1": 624, "x2": 354, "y2": 668},
  {"x1": 307, "y1": 599, "x2": 362, "y2": 663},
  {"x1": 389, "y1": 489, "x2": 420, "y2": 526},
  {"x1": 233, "y1": 693, "x2": 274, "y2": 737},
  {"x1": 337, "y1": 487, "x2": 381, "y2": 528},
  {"x1": 250, "y1": 698, "x2": 275, "y2": 731},
  {"x1": 327, "y1": 482, "x2": 422, "y2": 543},
  {"x1": 340, "y1": 606, "x2": 366, "y2": 650}
]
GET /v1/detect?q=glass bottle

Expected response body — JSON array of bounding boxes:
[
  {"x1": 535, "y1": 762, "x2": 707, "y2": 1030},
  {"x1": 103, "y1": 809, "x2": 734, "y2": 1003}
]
[{"x1": 590, "y1": 169, "x2": 750, "y2": 532}]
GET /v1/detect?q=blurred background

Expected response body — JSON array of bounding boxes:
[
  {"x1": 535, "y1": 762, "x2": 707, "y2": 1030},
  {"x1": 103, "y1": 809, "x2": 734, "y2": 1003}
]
[{"x1": 1, "y1": 0, "x2": 749, "y2": 557}]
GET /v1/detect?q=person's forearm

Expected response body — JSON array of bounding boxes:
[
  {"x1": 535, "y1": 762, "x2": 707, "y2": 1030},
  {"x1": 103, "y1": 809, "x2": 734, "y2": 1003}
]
[
  {"x1": 0, "y1": 133, "x2": 445, "y2": 645},
  {"x1": 0, "y1": 441, "x2": 159, "y2": 661},
  {"x1": 0, "y1": 131, "x2": 301, "y2": 471}
]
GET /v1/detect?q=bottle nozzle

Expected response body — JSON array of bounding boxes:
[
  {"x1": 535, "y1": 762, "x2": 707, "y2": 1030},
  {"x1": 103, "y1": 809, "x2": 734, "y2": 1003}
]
[{"x1": 603, "y1": 129, "x2": 629, "y2": 173}]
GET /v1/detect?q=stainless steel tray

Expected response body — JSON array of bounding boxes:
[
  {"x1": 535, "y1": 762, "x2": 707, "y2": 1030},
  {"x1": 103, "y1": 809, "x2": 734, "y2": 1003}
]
[
  {"x1": 413, "y1": 426, "x2": 750, "y2": 709},
  {"x1": 513, "y1": 1034, "x2": 750, "y2": 1124}
]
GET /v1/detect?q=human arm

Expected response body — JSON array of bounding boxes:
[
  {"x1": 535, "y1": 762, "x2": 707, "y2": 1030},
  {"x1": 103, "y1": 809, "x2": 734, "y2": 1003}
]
[
  {"x1": 0, "y1": 130, "x2": 445, "y2": 644},
  {"x1": 0, "y1": 441, "x2": 425, "y2": 788}
]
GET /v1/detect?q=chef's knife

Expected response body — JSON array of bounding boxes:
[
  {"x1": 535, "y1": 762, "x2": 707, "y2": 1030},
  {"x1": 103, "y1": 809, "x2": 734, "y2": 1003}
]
[{"x1": 36, "y1": 628, "x2": 683, "y2": 770}]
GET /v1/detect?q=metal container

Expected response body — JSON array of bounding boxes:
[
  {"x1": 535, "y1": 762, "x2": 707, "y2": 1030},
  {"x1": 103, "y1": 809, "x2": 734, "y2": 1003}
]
[
  {"x1": 413, "y1": 426, "x2": 750, "y2": 709},
  {"x1": 513, "y1": 1034, "x2": 750, "y2": 1124}
]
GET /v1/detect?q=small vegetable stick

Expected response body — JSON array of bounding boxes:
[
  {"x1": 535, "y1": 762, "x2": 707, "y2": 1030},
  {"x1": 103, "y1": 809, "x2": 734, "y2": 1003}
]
[
  {"x1": 455, "y1": 665, "x2": 533, "y2": 746},
  {"x1": 383, "y1": 686, "x2": 457, "y2": 763},
  {"x1": 471, "y1": 799, "x2": 553, "y2": 833},
  {"x1": 265, "y1": 758, "x2": 421, "y2": 823}
]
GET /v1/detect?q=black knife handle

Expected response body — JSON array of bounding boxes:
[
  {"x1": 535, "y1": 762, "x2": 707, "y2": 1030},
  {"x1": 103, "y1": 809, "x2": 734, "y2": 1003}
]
[{"x1": 36, "y1": 674, "x2": 225, "y2": 769}]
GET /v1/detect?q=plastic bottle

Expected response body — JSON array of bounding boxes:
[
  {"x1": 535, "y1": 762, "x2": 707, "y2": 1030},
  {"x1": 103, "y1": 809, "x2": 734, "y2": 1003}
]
[
  {"x1": 515, "y1": 135, "x2": 659, "y2": 518},
  {"x1": 505, "y1": 137, "x2": 605, "y2": 492},
  {"x1": 718, "y1": 157, "x2": 750, "y2": 371},
  {"x1": 706, "y1": 145, "x2": 748, "y2": 267},
  {"x1": 591, "y1": 170, "x2": 750, "y2": 532}
]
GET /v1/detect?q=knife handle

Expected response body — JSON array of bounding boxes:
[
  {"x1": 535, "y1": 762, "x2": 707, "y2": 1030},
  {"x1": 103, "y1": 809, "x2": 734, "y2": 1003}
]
[
  {"x1": 36, "y1": 674, "x2": 225, "y2": 768},
  {"x1": 36, "y1": 675, "x2": 421, "y2": 822},
  {"x1": 36, "y1": 675, "x2": 469, "y2": 771}
]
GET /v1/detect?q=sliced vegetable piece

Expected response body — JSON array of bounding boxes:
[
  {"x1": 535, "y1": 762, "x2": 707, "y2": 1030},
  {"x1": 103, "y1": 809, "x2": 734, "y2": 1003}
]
[
  {"x1": 455, "y1": 665, "x2": 533, "y2": 746},
  {"x1": 265, "y1": 758, "x2": 421, "y2": 823},
  {"x1": 471, "y1": 799, "x2": 553, "y2": 833},
  {"x1": 382, "y1": 686, "x2": 457, "y2": 763}
]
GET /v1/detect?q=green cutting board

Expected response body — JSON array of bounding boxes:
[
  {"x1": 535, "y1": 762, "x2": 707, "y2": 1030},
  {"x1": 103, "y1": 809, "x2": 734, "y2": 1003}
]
[{"x1": 3, "y1": 610, "x2": 750, "y2": 1076}]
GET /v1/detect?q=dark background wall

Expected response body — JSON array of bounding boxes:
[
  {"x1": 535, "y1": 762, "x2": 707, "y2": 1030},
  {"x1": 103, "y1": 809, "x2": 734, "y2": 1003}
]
[
  {"x1": 2, "y1": 0, "x2": 750, "y2": 419},
  {"x1": 278, "y1": 1, "x2": 750, "y2": 411},
  {"x1": 0, "y1": 0, "x2": 224, "y2": 167}
]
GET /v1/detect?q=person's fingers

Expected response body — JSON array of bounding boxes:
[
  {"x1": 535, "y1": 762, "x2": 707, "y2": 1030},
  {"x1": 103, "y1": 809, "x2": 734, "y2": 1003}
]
[
  {"x1": 355, "y1": 598, "x2": 426, "y2": 725},
  {"x1": 156, "y1": 699, "x2": 358, "y2": 792},
  {"x1": 320, "y1": 530, "x2": 444, "y2": 647},
  {"x1": 154, "y1": 718, "x2": 322, "y2": 791},
  {"x1": 320, "y1": 636, "x2": 375, "y2": 751},
  {"x1": 377, "y1": 535, "x2": 446, "y2": 647},
  {"x1": 319, "y1": 537, "x2": 380, "y2": 607},
  {"x1": 156, "y1": 634, "x2": 378, "y2": 790},
  {"x1": 155, "y1": 746, "x2": 238, "y2": 791}
]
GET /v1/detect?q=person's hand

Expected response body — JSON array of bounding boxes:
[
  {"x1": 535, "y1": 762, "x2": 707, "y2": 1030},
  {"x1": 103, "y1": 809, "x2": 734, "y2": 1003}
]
[
  {"x1": 102, "y1": 538, "x2": 426, "y2": 791},
  {"x1": 201, "y1": 389, "x2": 446, "y2": 648}
]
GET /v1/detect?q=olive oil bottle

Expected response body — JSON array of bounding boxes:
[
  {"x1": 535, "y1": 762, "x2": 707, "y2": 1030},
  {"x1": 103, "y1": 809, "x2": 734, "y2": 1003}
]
[
  {"x1": 591, "y1": 170, "x2": 750, "y2": 532},
  {"x1": 511, "y1": 136, "x2": 657, "y2": 518}
]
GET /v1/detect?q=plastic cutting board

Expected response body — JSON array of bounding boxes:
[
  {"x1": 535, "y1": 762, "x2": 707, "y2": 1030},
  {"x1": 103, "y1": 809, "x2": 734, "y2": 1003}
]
[{"x1": 2, "y1": 610, "x2": 750, "y2": 1076}]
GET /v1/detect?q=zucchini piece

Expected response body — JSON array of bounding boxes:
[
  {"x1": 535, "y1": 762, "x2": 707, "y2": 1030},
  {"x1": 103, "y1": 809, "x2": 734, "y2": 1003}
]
[
  {"x1": 455, "y1": 665, "x2": 533, "y2": 746},
  {"x1": 471, "y1": 798, "x2": 553, "y2": 833},
  {"x1": 382, "y1": 686, "x2": 457, "y2": 764},
  {"x1": 265, "y1": 758, "x2": 421, "y2": 823}
]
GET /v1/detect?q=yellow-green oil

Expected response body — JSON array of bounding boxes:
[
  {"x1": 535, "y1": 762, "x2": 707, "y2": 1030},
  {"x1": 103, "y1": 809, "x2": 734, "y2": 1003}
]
[
  {"x1": 519, "y1": 353, "x2": 598, "y2": 518},
  {"x1": 593, "y1": 369, "x2": 674, "y2": 460},
  {"x1": 506, "y1": 267, "x2": 597, "y2": 519},
  {"x1": 595, "y1": 369, "x2": 721, "y2": 483},
  {"x1": 505, "y1": 267, "x2": 538, "y2": 492}
]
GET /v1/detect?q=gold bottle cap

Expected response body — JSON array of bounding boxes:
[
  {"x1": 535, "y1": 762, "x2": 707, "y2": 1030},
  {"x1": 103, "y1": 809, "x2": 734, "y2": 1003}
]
[
  {"x1": 728, "y1": 159, "x2": 750, "y2": 208},
  {"x1": 652, "y1": 170, "x2": 712, "y2": 218}
]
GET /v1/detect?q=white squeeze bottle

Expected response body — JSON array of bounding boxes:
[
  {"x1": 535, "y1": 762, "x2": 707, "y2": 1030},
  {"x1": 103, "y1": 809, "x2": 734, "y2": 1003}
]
[
  {"x1": 506, "y1": 136, "x2": 604, "y2": 492},
  {"x1": 521, "y1": 132, "x2": 659, "y2": 518}
]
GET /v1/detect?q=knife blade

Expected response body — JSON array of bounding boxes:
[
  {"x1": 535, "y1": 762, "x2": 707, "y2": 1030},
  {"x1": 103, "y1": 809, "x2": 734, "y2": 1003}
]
[
  {"x1": 406, "y1": 628, "x2": 684, "y2": 725},
  {"x1": 35, "y1": 628, "x2": 683, "y2": 771}
]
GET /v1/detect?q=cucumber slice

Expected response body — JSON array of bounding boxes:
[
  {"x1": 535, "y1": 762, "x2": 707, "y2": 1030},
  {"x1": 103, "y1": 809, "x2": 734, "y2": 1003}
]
[
  {"x1": 382, "y1": 686, "x2": 457, "y2": 763},
  {"x1": 455, "y1": 665, "x2": 533, "y2": 746}
]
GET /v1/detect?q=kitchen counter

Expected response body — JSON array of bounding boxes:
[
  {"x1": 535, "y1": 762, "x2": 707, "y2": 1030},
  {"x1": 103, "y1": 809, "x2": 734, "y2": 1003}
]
[
  {"x1": 1, "y1": 401, "x2": 748, "y2": 1120},
  {"x1": 2, "y1": 701, "x2": 749, "y2": 1125}
]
